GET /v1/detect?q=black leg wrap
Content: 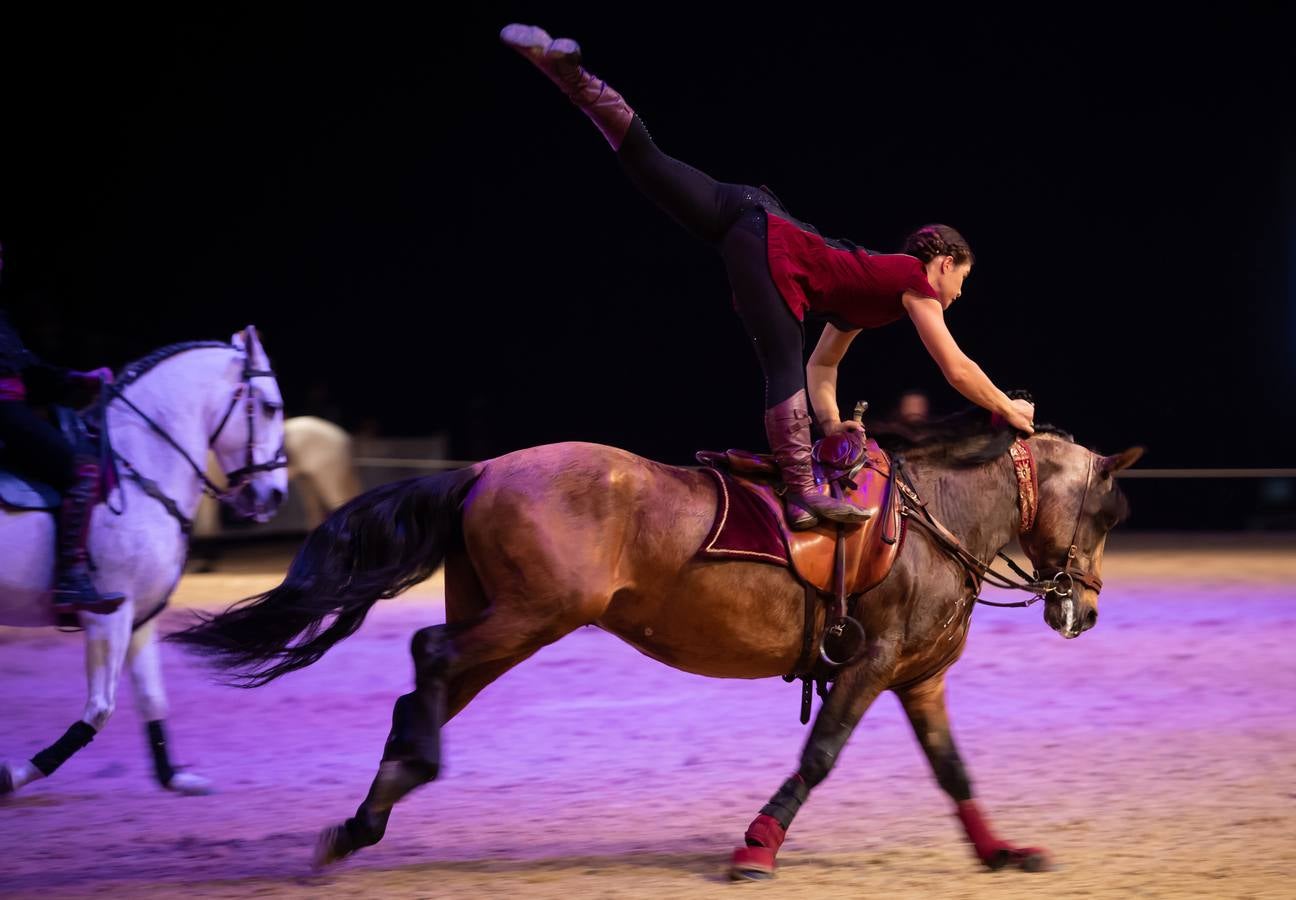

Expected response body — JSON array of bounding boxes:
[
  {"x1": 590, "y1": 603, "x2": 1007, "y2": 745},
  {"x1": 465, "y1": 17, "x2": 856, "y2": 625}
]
[
  {"x1": 31, "y1": 721, "x2": 97, "y2": 776},
  {"x1": 410, "y1": 625, "x2": 454, "y2": 682},
  {"x1": 146, "y1": 720, "x2": 177, "y2": 787},
  {"x1": 759, "y1": 776, "x2": 811, "y2": 830},
  {"x1": 381, "y1": 690, "x2": 444, "y2": 778},
  {"x1": 931, "y1": 743, "x2": 973, "y2": 802},
  {"x1": 798, "y1": 736, "x2": 844, "y2": 787}
]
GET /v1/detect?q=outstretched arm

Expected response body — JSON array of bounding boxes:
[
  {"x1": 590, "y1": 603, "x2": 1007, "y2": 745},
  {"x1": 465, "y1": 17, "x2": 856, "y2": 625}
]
[
  {"x1": 806, "y1": 323, "x2": 863, "y2": 435},
  {"x1": 902, "y1": 293, "x2": 1034, "y2": 433}
]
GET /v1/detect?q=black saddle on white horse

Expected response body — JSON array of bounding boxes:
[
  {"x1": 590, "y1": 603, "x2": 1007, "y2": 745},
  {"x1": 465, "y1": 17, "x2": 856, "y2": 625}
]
[{"x1": 0, "y1": 406, "x2": 92, "y2": 511}]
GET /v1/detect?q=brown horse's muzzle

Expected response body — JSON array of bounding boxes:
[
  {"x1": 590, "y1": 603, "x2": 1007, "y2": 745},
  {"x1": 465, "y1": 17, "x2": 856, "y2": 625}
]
[{"x1": 1043, "y1": 589, "x2": 1098, "y2": 639}]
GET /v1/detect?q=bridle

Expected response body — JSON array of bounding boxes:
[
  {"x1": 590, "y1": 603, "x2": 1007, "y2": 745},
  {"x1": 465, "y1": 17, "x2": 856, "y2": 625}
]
[
  {"x1": 102, "y1": 332, "x2": 288, "y2": 534},
  {"x1": 895, "y1": 439, "x2": 1103, "y2": 610},
  {"x1": 207, "y1": 349, "x2": 288, "y2": 490}
]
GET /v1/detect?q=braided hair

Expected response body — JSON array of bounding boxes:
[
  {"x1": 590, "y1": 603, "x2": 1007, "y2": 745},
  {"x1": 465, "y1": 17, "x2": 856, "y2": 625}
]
[{"x1": 902, "y1": 224, "x2": 974, "y2": 266}]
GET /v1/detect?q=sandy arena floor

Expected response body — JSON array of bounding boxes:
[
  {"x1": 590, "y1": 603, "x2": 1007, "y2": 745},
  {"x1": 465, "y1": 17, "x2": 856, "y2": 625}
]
[{"x1": 1, "y1": 533, "x2": 1293, "y2": 899}]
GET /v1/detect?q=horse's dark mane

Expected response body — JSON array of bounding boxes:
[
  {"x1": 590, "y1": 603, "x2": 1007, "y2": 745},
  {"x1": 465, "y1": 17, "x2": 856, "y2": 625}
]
[
  {"x1": 871, "y1": 405, "x2": 1073, "y2": 468},
  {"x1": 115, "y1": 341, "x2": 232, "y2": 389}
]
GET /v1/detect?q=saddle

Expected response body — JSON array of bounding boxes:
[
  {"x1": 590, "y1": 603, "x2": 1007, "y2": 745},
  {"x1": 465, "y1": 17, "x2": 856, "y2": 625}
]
[
  {"x1": 0, "y1": 406, "x2": 102, "y2": 511},
  {"x1": 696, "y1": 431, "x2": 903, "y2": 597},
  {"x1": 697, "y1": 428, "x2": 905, "y2": 722}
]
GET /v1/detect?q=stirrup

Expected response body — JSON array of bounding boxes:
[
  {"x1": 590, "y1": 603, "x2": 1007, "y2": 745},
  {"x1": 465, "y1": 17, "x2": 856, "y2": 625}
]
[{"x1": 54, "y1": 571, "x2": 125, "y2": 614}]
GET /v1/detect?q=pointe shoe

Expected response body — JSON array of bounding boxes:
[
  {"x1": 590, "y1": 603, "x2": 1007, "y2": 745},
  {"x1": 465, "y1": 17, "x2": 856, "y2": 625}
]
[{"x1": 499, "y1": 22, "x2": 635, "y2": 150}]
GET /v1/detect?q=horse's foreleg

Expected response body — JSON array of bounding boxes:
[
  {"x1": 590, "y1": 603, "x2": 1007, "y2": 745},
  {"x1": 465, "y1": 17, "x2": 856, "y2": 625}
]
[
  {"x1": 730, "y1": 668, "x2": 888, "y2": 880},
  {"x1": 1, "y1": 601, "x2": 133, "y2": 796},
  {"x1": 897, "y1": 676, "x2": 1050, "y2": 872},
  {"x1": 126, "y1": 619, "x2": 212, "y2": 795}
]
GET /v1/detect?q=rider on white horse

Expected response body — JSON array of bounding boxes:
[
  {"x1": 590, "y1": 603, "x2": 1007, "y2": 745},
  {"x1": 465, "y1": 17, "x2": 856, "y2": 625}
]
[
  {"x1": 0, "y1": 241, "x2": 124, "y2": 614},
  {"x1": 1, "y1": 308, "x2": 289, "y2": 797}
]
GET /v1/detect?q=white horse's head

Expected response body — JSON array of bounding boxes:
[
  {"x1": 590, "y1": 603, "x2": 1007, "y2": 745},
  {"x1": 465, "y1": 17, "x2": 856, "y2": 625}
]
[{"x1": 214, "y1": 326, "x2": 289, "y2": 522}]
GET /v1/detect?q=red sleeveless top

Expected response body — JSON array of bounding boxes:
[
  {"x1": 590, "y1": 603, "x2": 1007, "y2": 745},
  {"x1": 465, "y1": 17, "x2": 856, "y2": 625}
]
[{"x1": 764, "y1": 212, "x2": 939, "y2": 328}]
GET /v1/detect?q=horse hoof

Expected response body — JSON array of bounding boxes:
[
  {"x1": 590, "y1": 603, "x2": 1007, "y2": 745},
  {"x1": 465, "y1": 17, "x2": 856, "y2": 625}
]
[
  {"x1": 987, "y1": 846, "x2": 1051, "y2": 873},
  {"x1": 313, "y1": 824, "x2": 353, "y2": 869},
  {"x1": 1016, "y1": 848, "x2": 1051, "y2": 873},
  {"x1": 313, "y1": 826, "x2": 343, "y2": 868},
  {"x1": 166, "y1": 771, "x2": 214, "y2": 796},
  {"x1": 729, "y1": 845, "x2": 777, "y2": 881}
]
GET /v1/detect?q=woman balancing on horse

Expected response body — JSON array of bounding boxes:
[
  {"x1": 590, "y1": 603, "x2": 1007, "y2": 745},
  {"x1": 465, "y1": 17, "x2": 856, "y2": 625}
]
[
  {"x1": 0, "y1": 242, "x2": 122, "y2": 613},
  {"x1": 500, "y1": 24, "x2": 1036, "y2": 529}
]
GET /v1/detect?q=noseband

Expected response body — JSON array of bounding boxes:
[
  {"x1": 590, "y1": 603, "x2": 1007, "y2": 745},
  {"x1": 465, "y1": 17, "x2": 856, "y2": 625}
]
[{"x1": 208, "y1": 350, "x2": 288, "y2": 492}]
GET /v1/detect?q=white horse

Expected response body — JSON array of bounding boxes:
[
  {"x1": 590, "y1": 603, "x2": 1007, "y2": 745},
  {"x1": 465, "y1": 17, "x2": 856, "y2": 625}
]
[{"x1": 0, "y1": 327, "x2": 288, "y2": 796}]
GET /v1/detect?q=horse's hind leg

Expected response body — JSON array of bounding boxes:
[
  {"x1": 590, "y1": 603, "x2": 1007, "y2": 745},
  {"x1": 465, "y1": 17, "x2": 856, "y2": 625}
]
[
  {"x1": 314, "y1": 619, "x2": 554, "y2": 867},
  {"x1": 2, "y1": 601, "x2": 134, "y2": 796}
]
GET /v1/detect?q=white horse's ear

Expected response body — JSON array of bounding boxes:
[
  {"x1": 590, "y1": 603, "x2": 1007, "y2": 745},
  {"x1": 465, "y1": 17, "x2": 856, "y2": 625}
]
[
  {"x1": 1098, "y1": 446, "x2": 1144, "y2": 479},
  {"x1": 232, "y1": 326, "x2": 267, "y2": 365}
]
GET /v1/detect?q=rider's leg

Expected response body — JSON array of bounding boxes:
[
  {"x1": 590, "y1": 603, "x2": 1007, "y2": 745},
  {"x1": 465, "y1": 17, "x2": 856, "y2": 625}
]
[
  {"x1": 720, "y1": 219, "x2": 871, "y2": 528},
  {"x1": 55, "y1": 455, "x2": 125, "y2": 613},
  {"x1": 501, "y1": 25, "x2": 865, "y2": 527},
  {"x1": 502, "y1": 23, "x2": 753, "y2": 244},
  {"x1": 0, "y1": 400, "x2": 76, "y2": 487},
  {"x1": 0, "y1": 401, "x2": 124, "y2": 613}
]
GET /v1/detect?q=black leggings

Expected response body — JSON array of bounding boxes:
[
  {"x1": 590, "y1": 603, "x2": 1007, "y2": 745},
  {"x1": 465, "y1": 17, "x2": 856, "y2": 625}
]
[
  {"x1": 616, "y1": 118, "x2": 806, "y2": 406},
  {"x1": 0, "y1": 401, "x2": 77, "y2": 488}
]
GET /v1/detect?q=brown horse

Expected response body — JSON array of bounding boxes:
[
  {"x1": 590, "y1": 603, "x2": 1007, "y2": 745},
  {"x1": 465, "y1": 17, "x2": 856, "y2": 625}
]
[{"x1": 173, "y1": 413, "x2": 1141, "y2": 879}]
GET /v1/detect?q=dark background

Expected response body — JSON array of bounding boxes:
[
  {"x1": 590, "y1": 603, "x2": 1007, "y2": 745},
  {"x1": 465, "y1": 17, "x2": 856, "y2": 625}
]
[{"x1": 1, "y1": 7, "x2": 1291, "y2": 524}]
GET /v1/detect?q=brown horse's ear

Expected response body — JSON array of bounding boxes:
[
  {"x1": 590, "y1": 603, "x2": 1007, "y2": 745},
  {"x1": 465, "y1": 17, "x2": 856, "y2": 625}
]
[{"x1": 1098, "y1": 446, "x2": 1145, "y2": 478}]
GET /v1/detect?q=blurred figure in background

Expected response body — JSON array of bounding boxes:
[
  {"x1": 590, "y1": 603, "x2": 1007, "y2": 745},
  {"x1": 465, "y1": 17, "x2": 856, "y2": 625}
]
[
  {"x1": 192, "y1": 415, "x2": 361, "y2": 566},
  {"x1": 895, "y1": 388, "x2": 931, "y2": 425}
]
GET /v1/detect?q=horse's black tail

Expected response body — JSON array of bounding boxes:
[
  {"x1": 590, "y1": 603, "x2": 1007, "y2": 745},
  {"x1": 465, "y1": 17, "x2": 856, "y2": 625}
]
[{"x1": 169, "y1": 465, "x2": 482, "y2": 687}]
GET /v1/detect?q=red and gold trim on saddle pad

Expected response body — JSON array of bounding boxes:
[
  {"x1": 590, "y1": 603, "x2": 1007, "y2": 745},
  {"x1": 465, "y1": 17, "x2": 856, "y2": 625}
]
[
  {"x1": 697, "y1": 468, "x2": 790, "y2": 566},
  {"x1": 1008, "y1": 439, "x2": 1038, "y2": 533},
  {"x1": 695, "y1": 440, "x2": 905, "y2": 600}
]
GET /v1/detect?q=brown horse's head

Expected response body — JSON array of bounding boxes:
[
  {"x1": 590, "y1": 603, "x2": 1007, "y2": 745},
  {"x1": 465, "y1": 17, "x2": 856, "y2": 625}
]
[{"x1": 1018, "y1": 438, "x2": 1143, "y2": 639}]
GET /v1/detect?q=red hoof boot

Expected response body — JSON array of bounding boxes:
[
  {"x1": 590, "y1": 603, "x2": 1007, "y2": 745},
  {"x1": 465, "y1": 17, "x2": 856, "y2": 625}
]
[
  {"x1": 729, "y1": 813, "x2": 786, "y2": 881},
  {"x1": 956, "y1": 801, "x2": 1051, "y2": 873},
  {"x1": 729, "y1": 844, "x2": 778, "y2": 880}
]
